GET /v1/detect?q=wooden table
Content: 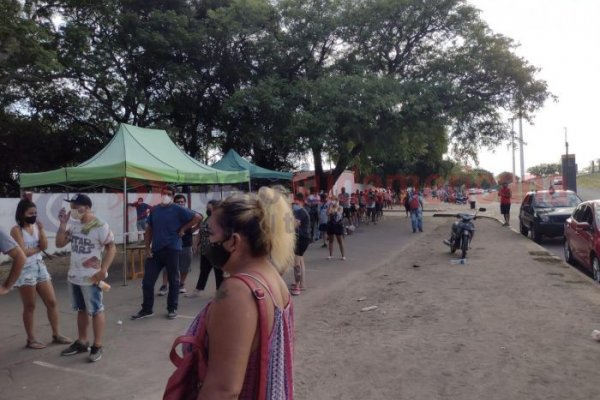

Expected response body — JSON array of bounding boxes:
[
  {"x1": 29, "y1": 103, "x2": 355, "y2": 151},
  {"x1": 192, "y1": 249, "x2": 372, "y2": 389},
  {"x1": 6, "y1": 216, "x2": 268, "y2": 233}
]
[{"x1": 128, "y1": 246, "x2": 146, "y2": 280}]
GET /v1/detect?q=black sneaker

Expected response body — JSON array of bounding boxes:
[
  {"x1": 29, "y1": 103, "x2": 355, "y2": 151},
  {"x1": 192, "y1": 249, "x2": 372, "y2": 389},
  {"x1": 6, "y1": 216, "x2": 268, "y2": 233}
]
[
  {"x1": 167, "y1": 310, "x2": 177, "y2": 319},
  {"x1": 131, "y1": 310, "x2": 154, "y2": 320},
  {"x1": 89, "y1": 345, "x2": 103, "y2": 362},
  {"x1": 61, "y1": 340, "x2": 89, "y2": 356}
]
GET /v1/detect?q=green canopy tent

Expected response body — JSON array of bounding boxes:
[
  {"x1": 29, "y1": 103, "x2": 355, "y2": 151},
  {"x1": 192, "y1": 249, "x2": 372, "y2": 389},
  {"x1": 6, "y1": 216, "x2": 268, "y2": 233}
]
[
  {"x1": 20, "y1": 124, "x2": 249, "y2": 187},
  {"x1": 20, "y1": 123, "x2": 249, "y2": 284},
  {"x1": 211, "y1": 149, "x2": 293, "y2": 191}
]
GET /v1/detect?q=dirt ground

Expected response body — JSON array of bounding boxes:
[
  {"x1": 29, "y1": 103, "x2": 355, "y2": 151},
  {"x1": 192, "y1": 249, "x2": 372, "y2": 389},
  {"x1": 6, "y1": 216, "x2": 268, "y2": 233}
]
[
  {"x1": 293, "y1": 218, "x2": 600, "y2": 400},
  {"x1": 2, "y1": 212, "x2": 600, "y2": 400}
]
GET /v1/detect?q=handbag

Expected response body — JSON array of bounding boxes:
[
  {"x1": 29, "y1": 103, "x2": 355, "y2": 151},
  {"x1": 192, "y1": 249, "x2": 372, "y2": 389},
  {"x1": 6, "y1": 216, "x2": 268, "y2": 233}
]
[{"x1": 163, "y1": 273, "x2": 270, "y2": 400}]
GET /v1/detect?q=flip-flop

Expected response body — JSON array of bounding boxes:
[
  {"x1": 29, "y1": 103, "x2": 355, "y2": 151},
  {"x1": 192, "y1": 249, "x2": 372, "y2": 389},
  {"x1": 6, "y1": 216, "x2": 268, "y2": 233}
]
[
  {"x1": 26, "y1": 340, "x2": 47, "y2": 350},
  {"x1": 52, "y1": 334, "x2": 72, "y2": 344}
]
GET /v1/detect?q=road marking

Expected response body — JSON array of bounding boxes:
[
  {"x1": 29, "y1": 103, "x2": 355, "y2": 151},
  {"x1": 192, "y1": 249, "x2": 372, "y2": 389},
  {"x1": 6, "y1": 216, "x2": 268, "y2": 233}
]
[
  {"x1": 33, "y1": 361, "x2": 115, "y2": 381},
  {"x1": 176, "y1": 314, "x2": 196, "y2": 319}
]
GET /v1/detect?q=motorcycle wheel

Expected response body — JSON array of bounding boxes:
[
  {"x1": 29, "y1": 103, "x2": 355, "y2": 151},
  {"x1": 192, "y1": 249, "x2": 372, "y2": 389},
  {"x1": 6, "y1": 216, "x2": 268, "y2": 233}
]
[
  {"x1": 450, "y1": 236, "x2": 457, "y2": 254},
  {"x1": 461, "y1": 235, "x2": 469, "y2": 258}
]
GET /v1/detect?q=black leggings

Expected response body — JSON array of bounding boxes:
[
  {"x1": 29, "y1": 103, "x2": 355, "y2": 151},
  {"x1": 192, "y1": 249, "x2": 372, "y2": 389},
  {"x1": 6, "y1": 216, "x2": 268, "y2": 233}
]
[{"x1": 195, "y1": 254, "x2": 224, "y2": 291}]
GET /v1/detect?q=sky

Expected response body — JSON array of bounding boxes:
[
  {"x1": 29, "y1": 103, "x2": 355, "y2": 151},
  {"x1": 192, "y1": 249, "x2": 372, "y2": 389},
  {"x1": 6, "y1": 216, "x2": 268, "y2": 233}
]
[{"x1": 469, "y1": 0, "x2": 600, "y2": 176}]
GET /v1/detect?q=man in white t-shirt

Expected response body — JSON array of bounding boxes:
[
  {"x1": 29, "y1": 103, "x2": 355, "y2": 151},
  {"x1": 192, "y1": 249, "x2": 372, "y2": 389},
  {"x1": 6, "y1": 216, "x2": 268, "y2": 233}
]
[
  {"x1": 55, "y1": 194, "x2": 116, "y2": 362},
  {"x1": 0, "y1": 227, "x2": 26, "y2": 295}
]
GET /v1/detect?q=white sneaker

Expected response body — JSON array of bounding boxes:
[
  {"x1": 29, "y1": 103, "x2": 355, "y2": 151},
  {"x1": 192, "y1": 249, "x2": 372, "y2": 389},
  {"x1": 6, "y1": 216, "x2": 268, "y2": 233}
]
[
  {"x1": 157, "y1": 285, "x2": 168, "y2": 296},
  {"x1": 341, "y1": 257, "x2": 346, "y2": 261},
  {"x1": 179, "y1": 288, "x2": 187, "y2": 294},
  {"x1": 184, "y1": 290, "x2": 203, "y2": 298},
  {"x1": 327, "y1": 256, "x2": 332, "y2": 260}
]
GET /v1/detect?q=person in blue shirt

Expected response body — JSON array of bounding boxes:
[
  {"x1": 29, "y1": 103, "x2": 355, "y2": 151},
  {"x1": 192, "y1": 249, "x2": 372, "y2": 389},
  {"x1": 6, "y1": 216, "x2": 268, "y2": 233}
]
[
  {"x1": 131, "y1": 185, "x2": 202, "y2": 320},
  {"x1": 127, "y1": 197, "x2": 150, "y2": 242}
]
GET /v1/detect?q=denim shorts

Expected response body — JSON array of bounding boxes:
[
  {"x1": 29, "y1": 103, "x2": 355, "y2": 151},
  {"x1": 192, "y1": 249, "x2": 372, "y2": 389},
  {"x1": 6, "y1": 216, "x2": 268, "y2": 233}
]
[
  {"x1": 179, "y1": 246, "x2": 192, "y2": 274},
  {"x1": 136, "y1": 219, "x2": 147, "y2": 232},
  {"x1": 70, "y1": 283, "x2": 104, "y2": 316},
  {"x1": 13, "y1": 261, "x2": 51, "y2": 288}
]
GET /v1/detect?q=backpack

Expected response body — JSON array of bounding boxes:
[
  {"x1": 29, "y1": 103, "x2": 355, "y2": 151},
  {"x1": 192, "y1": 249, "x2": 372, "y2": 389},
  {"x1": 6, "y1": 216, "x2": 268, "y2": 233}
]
[
  {"x1": 163, "y1": 273, "x2": 270, "y2": 400},
  {"x1": 409, "y1": 194, "x2": 420, "y2": 211}
]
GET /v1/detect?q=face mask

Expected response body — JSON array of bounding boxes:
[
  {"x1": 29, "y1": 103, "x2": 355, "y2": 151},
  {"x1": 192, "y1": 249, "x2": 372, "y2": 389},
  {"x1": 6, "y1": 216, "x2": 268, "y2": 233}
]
[
  {"x1": 70, "y1": 208, "x2": 84, "y2": 221},
  {"x1": 24, "y1": 216, "x2": 37, "y2": 224},
  {"x1": 161, "y1": 195, "x2": 172, "y2": 205},
  {"x1": 205, "y1": 239, "x2": 231, "y2": 269},
  {"x1": 206, "y1": 209, "x2": 212, "y2": 217}
]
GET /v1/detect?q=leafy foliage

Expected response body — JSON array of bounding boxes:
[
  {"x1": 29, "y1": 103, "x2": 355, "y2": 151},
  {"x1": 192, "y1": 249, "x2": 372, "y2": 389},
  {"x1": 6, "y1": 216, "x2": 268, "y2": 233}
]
[
  {"x1": 0, "y1": 0, "x2": 552, "y2": 195},
  {"x1": 527, "y1": 163, "x2": 561, "y2": 177}
]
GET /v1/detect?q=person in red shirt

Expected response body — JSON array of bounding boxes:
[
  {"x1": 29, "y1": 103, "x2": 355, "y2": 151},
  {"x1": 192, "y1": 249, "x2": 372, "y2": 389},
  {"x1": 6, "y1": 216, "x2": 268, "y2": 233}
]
[{"x1": 498, "y1": 182, "x2": 512, "y2": 226}]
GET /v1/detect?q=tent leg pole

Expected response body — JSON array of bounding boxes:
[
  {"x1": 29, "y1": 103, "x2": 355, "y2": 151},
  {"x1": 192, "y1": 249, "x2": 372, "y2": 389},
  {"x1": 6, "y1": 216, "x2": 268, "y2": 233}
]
[
  {"x1": 123, "y1": 178, "x2": 128, "y2": 286},
  {"x1": 248, "y1": 177, "x2": 251, "y2": 193}
]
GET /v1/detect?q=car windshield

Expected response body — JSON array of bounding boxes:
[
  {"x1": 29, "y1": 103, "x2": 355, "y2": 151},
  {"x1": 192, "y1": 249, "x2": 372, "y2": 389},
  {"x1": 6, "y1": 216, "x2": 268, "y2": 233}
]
[{"x1": 533, "y1": 192, "x2": 581, "y2": 208}]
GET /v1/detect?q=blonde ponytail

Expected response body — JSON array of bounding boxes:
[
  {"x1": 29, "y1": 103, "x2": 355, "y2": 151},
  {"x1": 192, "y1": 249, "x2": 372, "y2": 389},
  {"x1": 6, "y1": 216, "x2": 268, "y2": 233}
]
[{"x1": 257, "y1": 187, "x2": 296, "y2": 274}]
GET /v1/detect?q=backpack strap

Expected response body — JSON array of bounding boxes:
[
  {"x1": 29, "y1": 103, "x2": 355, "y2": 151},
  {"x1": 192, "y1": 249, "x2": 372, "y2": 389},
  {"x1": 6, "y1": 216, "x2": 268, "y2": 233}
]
[{"x1": 229, "y1": 273, "x2": 270, "y2": 400}]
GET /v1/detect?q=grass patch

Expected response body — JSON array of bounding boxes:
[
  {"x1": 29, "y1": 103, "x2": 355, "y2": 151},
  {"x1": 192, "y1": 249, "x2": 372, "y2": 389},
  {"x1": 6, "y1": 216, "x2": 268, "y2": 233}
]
[{"x1": 578, "y1": 172, "x2": 600, "y2": 189}]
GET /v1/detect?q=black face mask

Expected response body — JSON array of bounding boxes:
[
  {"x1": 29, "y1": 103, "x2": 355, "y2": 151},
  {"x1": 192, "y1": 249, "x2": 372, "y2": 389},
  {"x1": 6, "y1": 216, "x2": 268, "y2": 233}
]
[
  {"x1": 205, "y1": 239, "x2": 231, "y2": 269},
  {"x1": 24, "y1": 216, "x2": 37, "y2": 225}
]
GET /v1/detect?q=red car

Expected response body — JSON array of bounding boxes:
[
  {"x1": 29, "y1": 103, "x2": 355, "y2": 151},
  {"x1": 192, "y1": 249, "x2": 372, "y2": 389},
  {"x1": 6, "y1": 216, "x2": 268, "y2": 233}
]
[{"x1": 564, "y1": 200, "x2": 600, "y2": 282}]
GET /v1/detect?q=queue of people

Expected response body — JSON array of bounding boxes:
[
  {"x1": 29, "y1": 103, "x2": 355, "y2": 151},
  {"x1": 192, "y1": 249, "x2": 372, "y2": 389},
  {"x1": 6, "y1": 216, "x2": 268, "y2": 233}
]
[{"x1": 0, "y1": 183, "x2": 399, "y2": 398}]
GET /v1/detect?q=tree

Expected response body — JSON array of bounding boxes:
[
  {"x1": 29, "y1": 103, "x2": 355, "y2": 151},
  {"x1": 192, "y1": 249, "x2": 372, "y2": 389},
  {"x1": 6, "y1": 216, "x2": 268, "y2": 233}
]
[
  {"x1": 527, "y1": 163, "x2": 561, "y2": 177},
  {"x1": 497, "y1": 171, "x2": 519, "y2": 184}
]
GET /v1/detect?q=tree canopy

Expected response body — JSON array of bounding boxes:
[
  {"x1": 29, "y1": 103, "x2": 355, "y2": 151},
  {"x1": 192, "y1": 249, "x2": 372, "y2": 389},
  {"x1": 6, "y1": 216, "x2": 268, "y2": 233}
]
[
  {"x1": 527, "y1": 163, "x2": 561, "y2": 177},
  {"x1": 0, "y1": 0, "x2": 551, "y2": 195}
]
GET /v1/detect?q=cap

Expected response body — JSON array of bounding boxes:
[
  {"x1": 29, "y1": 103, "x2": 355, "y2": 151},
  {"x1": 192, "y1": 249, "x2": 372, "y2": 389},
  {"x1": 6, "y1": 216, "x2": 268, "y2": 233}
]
[{"x1": 64, "y1": 194, "x2": 92, "y2": 208}]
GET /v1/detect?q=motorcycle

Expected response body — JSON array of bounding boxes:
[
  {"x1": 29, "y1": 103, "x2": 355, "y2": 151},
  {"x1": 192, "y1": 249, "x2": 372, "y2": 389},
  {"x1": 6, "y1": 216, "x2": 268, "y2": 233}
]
[
  {"x1": 445, "y1": 208, "x2": 486, "y2": 259},
  {"x1": 455, "y1": 194, "x2": 467, "y2": 205}
]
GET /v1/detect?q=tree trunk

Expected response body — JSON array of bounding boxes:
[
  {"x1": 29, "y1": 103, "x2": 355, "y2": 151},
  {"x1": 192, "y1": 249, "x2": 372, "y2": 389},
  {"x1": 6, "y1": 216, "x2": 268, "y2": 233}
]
[
  {"x1": 312, "y1": 145, "x2": 328, "y2": 192},
  {"x1": 330, "y1": 144, "x2": 363, "y2": 188}
]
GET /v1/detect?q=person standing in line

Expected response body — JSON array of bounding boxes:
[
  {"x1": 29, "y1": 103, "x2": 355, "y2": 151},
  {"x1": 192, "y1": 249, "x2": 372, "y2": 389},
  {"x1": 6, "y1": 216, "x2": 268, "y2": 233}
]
[
  {"x1": 307, "y1": 189, "x2": 320, "y2": 242},
  {"x1": 339, "y1": 186, "x2": 351, "y2": 225},
  {"x1": 291, "y1": 192, "x2": 311, "y2": 296},
  {"x1": 127, "y1": 197, "x2": 150, "y2": 242},
  {"x1": 318, "y1": 193, "x2": 330, "y2": 248},
  {"x1": 0, "y1": 227, "x2": 26, "y2": 296},
  {"x1": 55, "y1": 194, "x2": 116, "y2": 362},
  {"x1": 186, "y1": 200, "x2": 224, "y2": 298},
  {"x1": 408, "y1": 189, "x2": 424, "y2": 233},
  {"x1": 173, "y1": 194, "x2": 195, "y2": 294},
  {"x1": 171, "y1": 188, "x2": 295, "y2": 399},
  {"x1": 366, "y1": 190, "x2": 376, "y2": 225},
  {"x1": 403, "y1": 191, "x2": 410, "y2": 217},
  {"x1": 131, "y1": 185, "x2": 201, "y2": 320},
  {"x1": 327, "y1": 197, "x2": 346, "y2": 260},
  {"x1": 498, "y1": 181, "x2": 512, "y2": 226},
  {"x1": 10, "y1": 199, "x2": 71, "y2": 349}
]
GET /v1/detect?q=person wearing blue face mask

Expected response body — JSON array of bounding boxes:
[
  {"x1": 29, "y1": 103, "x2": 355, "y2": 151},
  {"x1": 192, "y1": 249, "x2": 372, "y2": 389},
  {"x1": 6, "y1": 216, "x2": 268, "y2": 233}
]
[{"x1": 131, "y1": 185, "x2": 202, "y2": 320}]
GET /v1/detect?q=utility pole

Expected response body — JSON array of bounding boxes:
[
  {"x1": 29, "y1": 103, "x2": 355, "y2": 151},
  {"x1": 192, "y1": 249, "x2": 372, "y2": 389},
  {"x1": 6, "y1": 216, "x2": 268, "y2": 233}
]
[
  {"x1": 519, "y1": 113, "x2": 525, "y2": 183},
  {"x1": 510, "y1": 118, "x2": 516, "y2": 183}
]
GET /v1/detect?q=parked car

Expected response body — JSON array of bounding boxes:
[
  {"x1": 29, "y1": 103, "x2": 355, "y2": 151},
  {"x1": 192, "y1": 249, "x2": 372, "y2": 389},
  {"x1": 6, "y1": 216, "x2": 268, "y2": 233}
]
[
  {"x1": 564, "y1": 200, "x2": 600, "y2": 282},
  {"x1": 519, "y1": 190, "x2": 582, "y2": 243}
]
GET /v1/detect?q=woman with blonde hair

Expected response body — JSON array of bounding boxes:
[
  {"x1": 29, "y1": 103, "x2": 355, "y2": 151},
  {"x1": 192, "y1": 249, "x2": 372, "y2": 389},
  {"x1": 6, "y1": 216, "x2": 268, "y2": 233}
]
[
  {"x1": 174, "y1": 187, "x2": 296, "y2": 399},
  {"x1": 327, "y1": 196, "x2": 346, "y2": 260}
]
